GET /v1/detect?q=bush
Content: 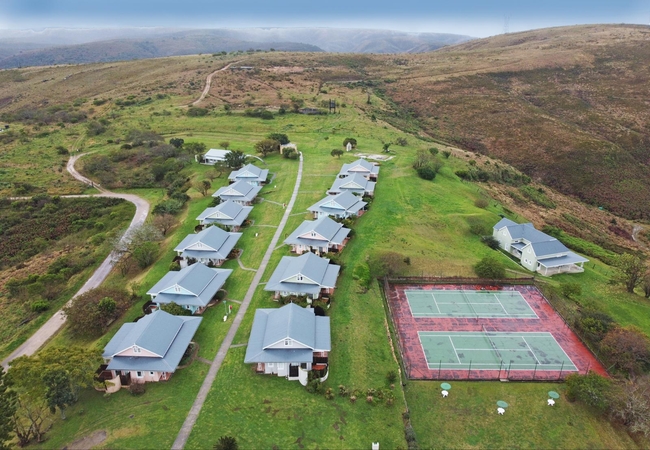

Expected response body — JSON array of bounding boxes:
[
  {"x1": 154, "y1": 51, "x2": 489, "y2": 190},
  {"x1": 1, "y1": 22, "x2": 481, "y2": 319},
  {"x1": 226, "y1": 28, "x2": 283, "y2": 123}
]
[
  {"x1": 186, "y1": 107, "x2": 208, "y2": 117},
  {"x1": 481, "y1": 236, "x2": 500, "y2": 250},
  {"x1": 428, "y1": 147, "x2": 439, "y2": 155},
  {"x1": 466, "y1": 216, "x2": 491, "y2": 236},
  {"x1": 474, "y1": 197, "x2": 489, "y2": 208},
  {"x1": 565, "y1": 372, "x2": 611, "y2": 411},
  {"x1": 601, "y1": 326, "x2": 650, "y2": 376},
  {"x1": 267, "y1": 133, "x2": 290, "y2": 145},
  {"x1": 560, "y1": 282, "x2": 582, "y2": 299},
  {"x1": 55, "y1": 146, "x2": 69, "y2": 155},
  {"x1": 417, "y1": 166, "x2": 436, "y2": 180},
  {"x1": 129, "y1": 383, "x2": 146, "y2": 396},
  {"x1": 260, "y1": 110, "x2": 274, "y2": 120},
  {"x1": 31, "y1": 300, "x2": 50, "y2": 312},
  {"x1": 352, "y1": 262, "x2": 371, "y2": 289},
  {"x1": 160, "y1": 302, "x2": 191, "y2": 316},
  {"x1": 169, "y1": 261, "x2": 181, "y2": 271},
  {"x1": 442, "y1": 150, "x2": 451, "y2": 158},
  {"x1": 474, "y1": 255, "x2": 506, "y2": 279},
  {"x1": 386, "y1": 370, "x2": 398, "y2": 384}
]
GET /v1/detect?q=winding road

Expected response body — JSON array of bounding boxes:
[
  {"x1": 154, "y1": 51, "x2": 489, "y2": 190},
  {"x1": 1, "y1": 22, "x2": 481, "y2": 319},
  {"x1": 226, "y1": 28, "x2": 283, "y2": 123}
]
[
  {"x1": 191, "y1": 61, "x2": 241, "y2": 107},
  {"x1": 1, "y1": 153, "x2": 149, "y2": 369}
]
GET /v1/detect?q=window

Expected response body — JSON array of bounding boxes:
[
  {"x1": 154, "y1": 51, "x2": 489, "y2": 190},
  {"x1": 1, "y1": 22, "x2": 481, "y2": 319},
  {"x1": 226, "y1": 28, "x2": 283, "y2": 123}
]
[
  {"x1": 297, "y1": 275, "x2": 303, "y2": 281},
  {"x1": 310, "y1": 231, "x2": 316, "y2": 237},
  {"x1": 136, "y1": 371, "x2": 143, "y2": 378},
  {"x1": 284, "y1": 339, "x2": 291, "y2": 346},
  {"x1": 150, "y1": 371, "x2": 154, "y2": 376},
  {"x1": 174, "y1": 285, "x2": 181, "y2": 292},
  {"x1": 268, "y1": 363, "x2": 274, "y2": 368},
  {"x1": 133, "y1": 346, "x2": 141, "y2": 353}
]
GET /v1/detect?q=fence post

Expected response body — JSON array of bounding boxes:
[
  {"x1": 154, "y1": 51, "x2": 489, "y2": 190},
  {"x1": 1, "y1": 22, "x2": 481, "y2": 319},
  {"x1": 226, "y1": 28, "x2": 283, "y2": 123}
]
[
  {"x1": 438, "y1": 360, "x2": 442, "y2": 379},
  {"x1": 558, "y1": 361, "x2": 565, "y2": 380},
  {"x1": 498, "y1": 361, "x2": 503, "y2": 379},
  {"x1": 468, "y1": 360, "x2": 472, "y2": 379},
  {"x1": 533, "y1": 361, "x2": 538, "y2": 380},
  {"x1": 507, "y1": 361, "x2": 512, "y2": 378}
]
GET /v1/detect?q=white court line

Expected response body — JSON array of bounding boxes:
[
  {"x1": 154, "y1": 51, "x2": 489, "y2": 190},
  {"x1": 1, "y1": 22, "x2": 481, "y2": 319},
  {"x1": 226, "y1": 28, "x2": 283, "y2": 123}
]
[
  {"x1": 430, "y1": 292, "x2": 442, "y2": 314},
  {"x1": 448, "y1": 336, "x2": 462, "y2": 364},
  {"x1": 493, "y1": 293, "x2": 510, "y2": 315},
  {"x1": 544, "y1": 333, "x2": 578, "y2": 370},
  {"x1": 521, "y1": 336, "x2": 542, "y2": 365}
]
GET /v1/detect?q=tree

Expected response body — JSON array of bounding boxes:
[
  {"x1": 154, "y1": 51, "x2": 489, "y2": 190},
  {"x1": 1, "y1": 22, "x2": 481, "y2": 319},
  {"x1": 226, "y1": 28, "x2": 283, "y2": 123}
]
[
  {"x1": 219, "y1": 141, "x2": 230, "y2": 149},
  {"x1": 382, "y1": 142, "x2": 392, "y2": 153},
  {"x1": 0, "y1": 368, "x2": 17, "y2": 450},
  {"x1": 184, "y1": 142, "x2": 207, "y2": 155},
  {"x1": 267, "y1": 133, "x2": 290, "y2": 145},
  {"x1": 417, "y1": 166, "x2": 436, "y2": 180},
  {"x1": 132, "y1": 241, "x2": 159, "y2": 269},
  {"x1": 601, "y1": 326, "x2": 650, "y2": 376},
  {"x1": 169, "y1": 138, "x2": 184, "y2": 149},
  {"x1": 194, "y1": 179, "x2": 211, "y2": 197},
  {"x1": 153, "y1": 198, "x2": 184, "y2": 216},
  {"x1": 43, "y1": 369, "x2": 76, "y2": 419},
  {"x1": 153, "y1": 213, "x2": 176, "y2": 236},
  {"x1": 643, "y1": 270, "x2": 650, "y2": 298},
  {"x1": 613, "y1": 253, "x2": 646, "y2": 293},
  {"x1": 343, "y1": 138, "x2": 357, "y2": 149},
  {"x1": 254, "y1": 139, "x2": 280, "y2": 156},
  {"x1": 214, "y1": 435, "x2": 238, "y2": 450},
  {"x1": 186, "y1": 107, "x2": 208, "y2": 117},
  {"x1": 560, "y1": 282, "x2": 582, "y2": 299},
  {"x1": 63, "y1": 287, "x2": 131, "y2": 336},
  {"x1": 474, "y1": 255, "x2": 506, "y2": 279},
  {"x1": 331, "y1": 149, "x2": 344, "y2": 159},
  {"x1": 224, "y1": 150, "x2": 248, "y2": 169},
  {"x1": 610, "y1": 375, "x2": 650, "y2": 437}
]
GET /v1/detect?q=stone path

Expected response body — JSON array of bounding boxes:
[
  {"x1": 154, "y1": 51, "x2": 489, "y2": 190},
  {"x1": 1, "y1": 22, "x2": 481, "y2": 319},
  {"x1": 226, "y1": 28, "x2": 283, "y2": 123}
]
[
  {"x1": 235, "y1": 250, "x2": 257, "y2": 272},
  {"x1": 171, "y1": 152, "x2": 304, "y2": 449}
]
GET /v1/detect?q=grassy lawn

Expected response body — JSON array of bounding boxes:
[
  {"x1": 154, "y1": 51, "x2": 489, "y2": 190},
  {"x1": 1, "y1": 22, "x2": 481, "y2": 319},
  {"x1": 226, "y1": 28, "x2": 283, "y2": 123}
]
[{"x1": 406, "y1": 381, "x2": 637, "y2": 449}]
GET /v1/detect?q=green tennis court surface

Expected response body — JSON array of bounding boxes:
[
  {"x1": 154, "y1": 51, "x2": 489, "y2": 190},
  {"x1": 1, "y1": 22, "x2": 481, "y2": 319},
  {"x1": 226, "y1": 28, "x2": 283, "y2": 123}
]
[
  {"x1": 406, "y1": 289, "x2": 537, "y2": 319},
  {"x1": 419, "y1": 331, "x2": 577, "y2": 371}
]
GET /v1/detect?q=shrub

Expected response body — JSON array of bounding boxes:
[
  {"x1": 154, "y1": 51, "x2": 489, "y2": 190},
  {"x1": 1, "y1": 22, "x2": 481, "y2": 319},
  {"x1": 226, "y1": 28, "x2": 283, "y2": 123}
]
[
  {"x1": 474, "y1": 197, "x2": 489, "y2": 209},
  {"x1": 56, "y1": 146, "x2": 69, "y2": 155},
  {"x1": 352, "y1": 262, "x2": 371, "y2": 289},
  {"x1": 466, "y1": 216, "x2": 491, "y2": 236},
  {"x1": 417, "y1": 166, "x2": 436, "y2": 180},
  {"x1": 31, "y1": 300, "x2": 50, "y2": 312},
  {"x1": 601, "y1": 326, "x2": 650, "y2": 376},
  {"x1": 474, "y1": 255, "x2": 506, "y2": 279},
  {"x1": 129, "y1": 383, "x2": 146, "y2": 396},
  {"x1": 481, "y1": 236, "x2": 500, "y2": 250},
  {"x1": 338, "y1": 385, "x2": 349, "y2": 397},
  {"x1": 576, "y1": 310, "x2": 614, "y2": 343},
  {"x1": 260, "y1": 110, "x2": 274, "y2": 120},
  {"x1": 186, "y1": 107, "x2": 208, "y2": 117},
  {"x1": 266, "y1": 133, "x2": 290, "y2": 145},
  {"x1": 442, "y1": 150, "x2": 451, "y2": 158},
  {"x1": 386, "y1": 370, "x2": 398, "y2": 384},
  {"x1": 560, "y1": 282, "x2": 582, "y2": 299},
  {"x1": 565, "y1": 372, "x2": 611, "y2": 411},
  {"x1": 169, "y1": 261, "x2": 181, "y2": 271},
  {"x1": 428, "y1": 147, "x2": 439, "y2": 155},
  {"x1": 160, "y1": 302, "x2": 191, "y2": 316},
  {"x1": 325, "y1": 388, "x2": 335, "y2": 400}
]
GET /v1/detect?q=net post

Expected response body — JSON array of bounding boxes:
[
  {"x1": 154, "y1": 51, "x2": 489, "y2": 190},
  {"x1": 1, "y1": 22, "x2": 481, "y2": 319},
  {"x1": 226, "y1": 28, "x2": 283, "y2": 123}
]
[
  {"x1": 533, "y1": 361, "x2": 538, "y2": 380},
  {"x1": 498, "y1": 361, "x2": 503, "y2": 379},
  {"x1": 438, "y1": 360, "x2": 441, "y2": 379},
  {"x1": 558, "y1": 360, "x2": 564, "y2": 380},
  {"x1": 507, "y1": 361, "x2": 512, "y2": 378},
  {"x1": 468, "y1": 360, "x2": 472, "y2": 379}
]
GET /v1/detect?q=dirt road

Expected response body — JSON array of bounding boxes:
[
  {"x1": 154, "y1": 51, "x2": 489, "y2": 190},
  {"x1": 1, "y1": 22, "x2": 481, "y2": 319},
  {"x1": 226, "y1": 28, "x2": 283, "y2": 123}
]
[
  {"x1": 191, "y1": 61, "x2": 241, "y2": 106},
  {"x1": 1, "y1": 153, "x2": 149, "y2": 369}
]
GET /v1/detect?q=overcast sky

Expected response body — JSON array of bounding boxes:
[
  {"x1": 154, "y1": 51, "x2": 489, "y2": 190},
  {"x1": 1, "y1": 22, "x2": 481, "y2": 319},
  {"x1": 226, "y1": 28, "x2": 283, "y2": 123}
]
[{"x1": 0, "y1": 0, "x2": 648, "y2": 37}]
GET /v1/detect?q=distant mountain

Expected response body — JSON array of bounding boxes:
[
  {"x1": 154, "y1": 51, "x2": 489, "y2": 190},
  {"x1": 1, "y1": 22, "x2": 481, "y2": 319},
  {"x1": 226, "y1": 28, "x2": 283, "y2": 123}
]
[{"x1": 0, "y1": 27, "x2": 473, "y2": 69}]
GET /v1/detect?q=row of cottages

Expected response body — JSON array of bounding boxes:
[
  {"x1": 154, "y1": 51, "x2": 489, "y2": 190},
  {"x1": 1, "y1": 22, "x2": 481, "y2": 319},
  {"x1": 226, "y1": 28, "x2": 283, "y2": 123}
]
[
  {"x1": 99, "y1": 166, "x2": 272, "y2": 388},
  {"x1": 243, "y1": 158, "x2": 380, "y2": 385},
  {"x1": 327, "y1": 159, "x2": 378, "y2": 197},
  {"x1": 493, "y1": 218, "x2": 589, "y2": 276}
]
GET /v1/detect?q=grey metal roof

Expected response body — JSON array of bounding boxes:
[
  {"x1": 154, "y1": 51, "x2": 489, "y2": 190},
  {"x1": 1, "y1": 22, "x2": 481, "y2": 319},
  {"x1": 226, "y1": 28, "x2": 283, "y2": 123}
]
[
  {"x1": 228, "y1": 164, "x2": 269, "y2": 183},
  {"x1": 264, "y1": 253, "x2": 341, "y2": 295},
  {"x1": 283, "y1": 216, "x2": 350, "y2": 247},
  {"x1": 244, "y1": 304, "x2": 331, "y2": 364},
  {"x1": 196, "y1": 201, "x2": 253, "y2": 227},
  {"x1": 147, "y1": 263, "x2": 232, "y2": 307},
  {"x1": 511, "y1": 242, "x2": 527, "y2": 250},
  {"x1": 493, "y1": 217, "x2": 518, "y2": 230},
  {"x1": 213, "y1": 180, "x2": 262, "y2": 202},
  {"x1": 205, "y1": 149, "x2": 231, "y2": 159},
  {"x1": 507, "y1": 223, "x2": 550, "y2": 243},
  {"x1": 528, "y1": 240, "x2": 569, "y2": 257},
  {"x1": 339, "y1": 159, "x2": 379, "y2": 177},
  {"x1": 537, "y1": 252, "x2": 589, "y2": 268},
  {"x1": 307, "y1": 192, "x2": 367, "y2": 216},
  {"x1": 103, "y1": 310, "x2": 202, "y2": 372},
  {"x1": 174, "y1": 226, "x2": 242, "y2": 260},
  {"x1": 329, "y1": 174, "x2": 375, "y2": 195}
]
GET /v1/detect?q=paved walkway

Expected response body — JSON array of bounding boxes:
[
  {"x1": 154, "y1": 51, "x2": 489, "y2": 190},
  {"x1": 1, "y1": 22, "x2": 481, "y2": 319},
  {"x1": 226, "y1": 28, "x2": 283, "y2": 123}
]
[
  {"x1": 1, "y1": 153, "x2": 149, "y2": 369},
  {"x1": 172, "y1": 153, "x2": 303, "y2": 449}
]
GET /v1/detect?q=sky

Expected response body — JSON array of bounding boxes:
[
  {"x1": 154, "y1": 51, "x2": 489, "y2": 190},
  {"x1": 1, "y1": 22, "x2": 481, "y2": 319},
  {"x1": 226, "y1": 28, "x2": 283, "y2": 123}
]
[{"x1": 0, "y1": 0, "x2": 648, "y2": 37}]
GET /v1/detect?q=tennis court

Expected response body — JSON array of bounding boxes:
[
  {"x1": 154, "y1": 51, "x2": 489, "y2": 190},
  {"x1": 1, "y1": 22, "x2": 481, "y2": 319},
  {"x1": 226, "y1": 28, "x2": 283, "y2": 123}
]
[
  {"x1": 405, "y1": 289, "x2": 537, "y2": 319},
  {"x1": 419, "y1": 331, "x2": 578, "y2": 372}
]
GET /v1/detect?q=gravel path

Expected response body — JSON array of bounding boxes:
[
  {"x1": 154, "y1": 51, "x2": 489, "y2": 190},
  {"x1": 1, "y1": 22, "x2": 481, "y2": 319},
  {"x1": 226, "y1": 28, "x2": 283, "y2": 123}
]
[{"x1": 171, "y1": 152, "x2": 303, "y2": 449}]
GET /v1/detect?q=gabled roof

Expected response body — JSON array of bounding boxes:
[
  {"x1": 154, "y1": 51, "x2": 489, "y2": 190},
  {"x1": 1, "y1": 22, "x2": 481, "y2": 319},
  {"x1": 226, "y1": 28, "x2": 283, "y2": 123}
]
[
  {"x1": 339, "y1": 158, "x2": 379, "y2": 176},
  {"x1": 265, "y1": 253, "x2": 341, "y2": 295},
  {"x1": 213, "y1": 180, "x2": 262, "y2": 201},
  {"x1": 528, "y1": 240, "x2": 569, "y2": 257},
  {"x1": 196, "y1": 201, "x2": 253, "y2": 226},
  {"x1": 329, "y1": 174, "x2": 375, "y2": 195},
  {"x1": 284, "y1": 216, "x2": 350, "y2": 247},
  {"x1": 174, "y1": 226, "x2": 241, "y2": 260},
  {"x1": 228, "y1": 164, "x2": 268, "y2": 182},
  {"x1": 244, "y1": 303, "x2": 331, "y2": 363},
  {"x1": 147, "y1": 263, "x2": 232, "y2": 307},
  {"x1": 307, "y1": 191, "x2": 367, "y2": 216},
  {"x1": 103, "y1": 310, "x2": 202, "y2": 372},
  {"x1": 493, "y1": 217, "x2": 518, "y2": 230},
  {"x1": 494, "y1": 218, "x2": 550, "y2": 243}
]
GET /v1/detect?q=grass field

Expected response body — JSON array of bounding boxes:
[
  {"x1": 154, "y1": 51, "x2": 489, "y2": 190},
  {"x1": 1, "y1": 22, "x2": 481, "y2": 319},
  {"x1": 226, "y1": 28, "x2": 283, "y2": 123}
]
[{"x1": 2, "y1": 58, "x2": 648, "y2": 448}]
